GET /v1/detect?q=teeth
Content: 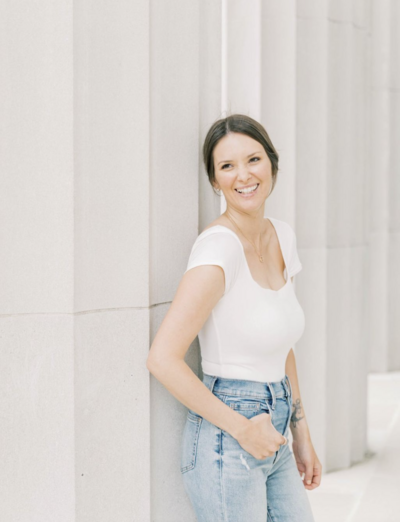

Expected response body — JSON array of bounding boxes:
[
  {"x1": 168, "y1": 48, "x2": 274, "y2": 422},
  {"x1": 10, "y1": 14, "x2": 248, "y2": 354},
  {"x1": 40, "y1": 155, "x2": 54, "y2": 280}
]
[{"x1": 236, "y1": 184, "x2": 258, "y2": 194}]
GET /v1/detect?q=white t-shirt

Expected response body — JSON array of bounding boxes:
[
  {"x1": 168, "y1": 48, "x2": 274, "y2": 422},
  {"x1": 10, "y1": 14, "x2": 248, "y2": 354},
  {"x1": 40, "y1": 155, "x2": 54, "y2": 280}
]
[{"x1": 184, "y1": 217, "x2": 305, "y2": 382}]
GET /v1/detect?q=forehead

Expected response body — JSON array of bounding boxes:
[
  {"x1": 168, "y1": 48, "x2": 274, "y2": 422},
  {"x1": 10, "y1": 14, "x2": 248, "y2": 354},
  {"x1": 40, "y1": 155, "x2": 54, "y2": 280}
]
[{"x1": 213, "y1": 132, "x2": 262, "y2": 158}]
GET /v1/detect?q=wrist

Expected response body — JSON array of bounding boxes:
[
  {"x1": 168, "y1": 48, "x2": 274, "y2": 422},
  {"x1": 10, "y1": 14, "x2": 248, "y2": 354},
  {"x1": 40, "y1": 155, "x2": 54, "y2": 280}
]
[{"x1": 228, "y1": 411, "x2": 250, "y2": 440}]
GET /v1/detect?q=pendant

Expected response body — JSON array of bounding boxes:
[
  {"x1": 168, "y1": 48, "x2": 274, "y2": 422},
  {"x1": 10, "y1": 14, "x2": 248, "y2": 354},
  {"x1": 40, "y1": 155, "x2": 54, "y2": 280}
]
[{"x1": 259, "y1": 255, "x2": 263, "y2": 263}]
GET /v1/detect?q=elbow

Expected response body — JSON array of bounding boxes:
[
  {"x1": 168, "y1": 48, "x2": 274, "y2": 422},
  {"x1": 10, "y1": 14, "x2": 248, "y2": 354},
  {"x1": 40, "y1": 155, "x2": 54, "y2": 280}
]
[
  {"x1": 146, "y1": 355, "x2": 158, "y2": 374},
  {"x1": 146, "y1": 353, "x2": 182, "y2": 375},
  {"x1": 146, "y1": 354, "x2": 167, "y2": 376}
]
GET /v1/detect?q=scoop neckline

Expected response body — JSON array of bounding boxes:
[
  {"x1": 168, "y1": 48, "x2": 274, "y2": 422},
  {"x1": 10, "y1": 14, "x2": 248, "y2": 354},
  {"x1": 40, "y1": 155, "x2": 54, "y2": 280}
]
[{"x1": 200, "y1": 217, "x2": 291, "y2": 293}]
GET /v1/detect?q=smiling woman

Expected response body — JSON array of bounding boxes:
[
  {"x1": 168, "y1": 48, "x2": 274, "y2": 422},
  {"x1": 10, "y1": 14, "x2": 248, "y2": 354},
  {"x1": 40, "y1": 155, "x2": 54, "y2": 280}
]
[
  {"x1": 146, "y1": 113, "x2": 320, "y2": 522},
  {"x1": 202, "y1": 113, "x2": 280, "y2": 200}
]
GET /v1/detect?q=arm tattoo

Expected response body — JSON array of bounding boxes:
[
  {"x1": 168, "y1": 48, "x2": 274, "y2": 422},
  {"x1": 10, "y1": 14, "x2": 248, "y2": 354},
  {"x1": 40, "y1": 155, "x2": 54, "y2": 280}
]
[{"x1": 290, "y1": 398, "x2": 304, "y2": 428}]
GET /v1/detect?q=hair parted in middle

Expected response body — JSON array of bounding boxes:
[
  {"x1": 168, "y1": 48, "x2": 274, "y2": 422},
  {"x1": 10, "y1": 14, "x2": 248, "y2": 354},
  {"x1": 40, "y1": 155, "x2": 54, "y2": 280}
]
[{"x1": 202, "y1": 113, "x2": 280, "y2": 197}]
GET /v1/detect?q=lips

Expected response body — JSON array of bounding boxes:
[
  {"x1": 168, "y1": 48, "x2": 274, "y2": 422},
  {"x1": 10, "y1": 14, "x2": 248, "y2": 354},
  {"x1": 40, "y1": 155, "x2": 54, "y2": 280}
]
[{"x1": 235, "y1": 183, "x2": 259, "y2": 195}]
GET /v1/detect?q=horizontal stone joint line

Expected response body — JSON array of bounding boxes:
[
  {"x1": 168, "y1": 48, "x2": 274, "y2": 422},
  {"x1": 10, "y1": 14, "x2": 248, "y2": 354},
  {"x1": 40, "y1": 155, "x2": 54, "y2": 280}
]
[{"x1": 0, "y1": 305, "x2": 159, "y2": 318}]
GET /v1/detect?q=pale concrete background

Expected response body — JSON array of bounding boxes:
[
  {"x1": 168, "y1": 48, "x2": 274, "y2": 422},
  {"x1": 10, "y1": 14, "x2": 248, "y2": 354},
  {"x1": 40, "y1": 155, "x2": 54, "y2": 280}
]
[
  {"x1": 308, "y1": 372, "x2": 400, "y2": 522},
  {"x1": 0, "y1": 0, "x2": 399, "y2": 521}
]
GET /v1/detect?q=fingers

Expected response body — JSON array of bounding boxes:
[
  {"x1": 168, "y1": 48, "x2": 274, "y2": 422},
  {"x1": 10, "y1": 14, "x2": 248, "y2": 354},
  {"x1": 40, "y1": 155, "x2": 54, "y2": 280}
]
[
  {"x1": 304, "y1": 467, "x2": 321, "y2": 489},
  {"x1": 304, "y1": 464, "x2": 314, "y2": 486}
]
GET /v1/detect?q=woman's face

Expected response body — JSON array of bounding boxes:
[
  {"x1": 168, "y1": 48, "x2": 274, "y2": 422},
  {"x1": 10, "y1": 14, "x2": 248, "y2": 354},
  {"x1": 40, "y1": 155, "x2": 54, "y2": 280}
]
[{"x1": 212, "y1": 132, "x2": 272, "y2": 212}]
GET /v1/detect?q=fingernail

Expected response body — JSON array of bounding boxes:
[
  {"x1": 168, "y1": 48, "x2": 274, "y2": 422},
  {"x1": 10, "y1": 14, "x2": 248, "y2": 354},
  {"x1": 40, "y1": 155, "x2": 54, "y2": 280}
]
[{"x1": 306, "y1": 480, "x2": 311, "y2": 485}]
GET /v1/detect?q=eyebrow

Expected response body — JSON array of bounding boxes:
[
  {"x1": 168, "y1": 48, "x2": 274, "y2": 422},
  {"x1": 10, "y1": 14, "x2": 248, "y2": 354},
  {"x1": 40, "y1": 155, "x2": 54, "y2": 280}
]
[{"x1": 217, "y1": 151, "x2": 263, "y2": 165}]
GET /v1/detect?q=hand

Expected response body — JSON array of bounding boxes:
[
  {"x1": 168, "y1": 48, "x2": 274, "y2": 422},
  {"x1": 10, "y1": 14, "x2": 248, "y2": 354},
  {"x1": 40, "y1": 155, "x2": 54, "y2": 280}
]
[
  {"x1": 292, "y1": 438, "x2": 322, "y2": 490},
  {"x1": 236, "y1": 412, "x2": 287, "y2": 460}
]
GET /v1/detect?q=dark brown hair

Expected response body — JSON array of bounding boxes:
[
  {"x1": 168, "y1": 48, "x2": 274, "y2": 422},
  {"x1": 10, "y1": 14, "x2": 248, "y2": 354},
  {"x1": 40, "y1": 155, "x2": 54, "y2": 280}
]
[{"x1": 202, "y1": 113, "x2": 279, "y2": 196}]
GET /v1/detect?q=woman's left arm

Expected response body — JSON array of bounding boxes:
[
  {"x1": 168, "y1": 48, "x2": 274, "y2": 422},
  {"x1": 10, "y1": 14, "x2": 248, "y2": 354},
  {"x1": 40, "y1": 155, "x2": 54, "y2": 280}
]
[{"x1": 285, "y1": 346, "x2": 323, "y2": 490}]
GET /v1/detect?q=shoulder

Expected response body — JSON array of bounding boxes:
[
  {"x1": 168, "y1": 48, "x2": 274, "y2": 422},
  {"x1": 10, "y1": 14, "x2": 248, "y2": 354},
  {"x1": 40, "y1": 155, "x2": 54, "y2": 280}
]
[
  {"x1": 188, "y1": 226, "x2": 244, "y2": 266},
  {"x1": 197, "y1": 225, "x2": 242, "y2": 249},
  {"x1": 185, "y1": 226, "x2": 244, "y2": 295}
]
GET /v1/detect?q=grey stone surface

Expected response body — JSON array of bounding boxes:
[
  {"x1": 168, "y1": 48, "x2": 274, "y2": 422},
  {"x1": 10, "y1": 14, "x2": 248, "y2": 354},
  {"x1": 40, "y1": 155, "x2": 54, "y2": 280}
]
[{"x1": 1, "y1": 0, "x2": 399, "y2": 520}]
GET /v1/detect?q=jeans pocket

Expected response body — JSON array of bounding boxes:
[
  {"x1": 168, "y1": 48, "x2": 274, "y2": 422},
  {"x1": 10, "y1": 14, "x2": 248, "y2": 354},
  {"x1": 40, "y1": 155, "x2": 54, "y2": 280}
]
[
  {"x1": 225, "y1": 396, "x2": 271, "y2": 419},
  {"x1": 180, "y1": 410, "x2": 203, "y2": 474}
]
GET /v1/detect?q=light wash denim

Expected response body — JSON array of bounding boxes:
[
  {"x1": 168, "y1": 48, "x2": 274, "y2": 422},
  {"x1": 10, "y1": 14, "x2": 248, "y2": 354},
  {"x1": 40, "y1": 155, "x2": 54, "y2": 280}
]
[{"x1": 180, "y1": 373, "x2": 315, "y2": 522}]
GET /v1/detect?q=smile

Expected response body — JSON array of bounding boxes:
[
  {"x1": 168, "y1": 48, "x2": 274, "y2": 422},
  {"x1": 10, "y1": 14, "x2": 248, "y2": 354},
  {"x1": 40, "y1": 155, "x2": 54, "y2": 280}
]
[{"x1": 235, "y1": 183, "x2": 259, "y2": 195}]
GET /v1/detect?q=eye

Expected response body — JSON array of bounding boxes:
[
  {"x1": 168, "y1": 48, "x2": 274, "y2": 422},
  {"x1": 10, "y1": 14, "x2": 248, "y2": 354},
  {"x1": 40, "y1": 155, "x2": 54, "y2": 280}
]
[{"x1": 221, "y1": 157, "x2": 260, "y2": 169}]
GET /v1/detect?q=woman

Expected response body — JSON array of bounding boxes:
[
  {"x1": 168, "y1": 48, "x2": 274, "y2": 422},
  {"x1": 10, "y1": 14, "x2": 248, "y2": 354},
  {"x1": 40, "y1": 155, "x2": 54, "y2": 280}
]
[{"x1": 146, "y1": 114, "x2": 322, "y2": 521}]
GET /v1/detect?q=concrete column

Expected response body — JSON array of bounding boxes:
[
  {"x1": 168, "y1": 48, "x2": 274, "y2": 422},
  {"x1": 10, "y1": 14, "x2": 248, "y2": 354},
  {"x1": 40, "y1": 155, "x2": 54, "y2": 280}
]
[
  {"x1": 223, "y1": 0, "x2": 262, "y2": 117},
  {"x1": 325, "y1": 0, "x2": 370, "y2": 472},
  {"x1": 296, "y1": 0, "x2": 371, "y2": 472},
  {"x1": 349, "y1": 0, "x2": 371, "y2": 466},
  {"x1": 296, "y1": 0, "x2": 329, "y2": 472},
  {"x1": 74, "y1": 1, "x2": 151, "y2": 520},
  {"x1": 368, "y1": 0, "x2": 392, "y2": 373},
  {"x1": 149, "y1": 1, "x2": 201, "y2": 521},
  {"x1": 388, "y1": 0, "x2": 400, "y2": 371},
  {"x1": 199, "y1": 1, "x2": 224, "y2": 232},
  {"x1": 0, "y1": 2, "x2": 75, "y2": 521},
  {"x1": 261, "y1": 1, "x2": 297, "y2": 222}
]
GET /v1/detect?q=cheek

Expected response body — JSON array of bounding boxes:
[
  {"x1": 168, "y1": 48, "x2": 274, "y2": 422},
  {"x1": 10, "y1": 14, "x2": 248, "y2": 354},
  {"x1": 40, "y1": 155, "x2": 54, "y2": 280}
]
[
  {"x1": 219, "y1": 173, "x2": 237, "y2": 188},
  {"x1": 256, "y1": 166, "x2": 272, "y2": 182}
]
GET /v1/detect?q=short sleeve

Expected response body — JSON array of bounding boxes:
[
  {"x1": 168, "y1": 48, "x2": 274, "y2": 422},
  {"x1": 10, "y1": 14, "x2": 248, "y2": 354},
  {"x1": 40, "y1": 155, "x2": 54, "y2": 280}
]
[
  {"x1": 184, "y1": 230, "x2": 243, "y2": 295},
  {"x1": 286, "y1": 224, "x2": 302, "y2": 278}
]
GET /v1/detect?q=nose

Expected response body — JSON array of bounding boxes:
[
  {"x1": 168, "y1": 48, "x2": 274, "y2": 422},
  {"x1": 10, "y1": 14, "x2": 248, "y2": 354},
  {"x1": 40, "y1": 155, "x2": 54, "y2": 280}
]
[{"x1": 236, "y1": 163, "x2": 252, "y2": 181}]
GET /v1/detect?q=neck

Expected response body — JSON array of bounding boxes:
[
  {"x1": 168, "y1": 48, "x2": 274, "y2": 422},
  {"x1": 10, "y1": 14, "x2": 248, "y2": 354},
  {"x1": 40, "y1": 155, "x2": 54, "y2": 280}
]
[{"x1": 224, "y1": 208, "x2": 267, "y2": 244}]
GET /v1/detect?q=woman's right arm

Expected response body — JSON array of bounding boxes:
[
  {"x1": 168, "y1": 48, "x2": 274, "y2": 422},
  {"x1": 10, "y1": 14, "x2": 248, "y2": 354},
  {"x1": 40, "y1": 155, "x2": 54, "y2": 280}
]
[
  {"x1": 146, "y1": 263, "x2": 286, "y2": 459},
  {"x1": 146, "y1": 263, "x2": 249, "y2": 441}
]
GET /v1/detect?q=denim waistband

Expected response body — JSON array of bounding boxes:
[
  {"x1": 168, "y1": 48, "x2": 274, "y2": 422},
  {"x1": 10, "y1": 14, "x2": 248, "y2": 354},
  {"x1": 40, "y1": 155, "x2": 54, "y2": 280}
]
[{"x1": 202, "y1": 373, "x2": 292, "y2": 409}]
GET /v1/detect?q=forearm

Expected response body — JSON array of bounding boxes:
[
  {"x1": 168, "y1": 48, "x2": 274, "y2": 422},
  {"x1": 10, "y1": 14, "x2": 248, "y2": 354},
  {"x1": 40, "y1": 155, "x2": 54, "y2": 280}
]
[
  {"x1": 147, "y1": 357, "x2": 249, "y2": 440},
  {"x1": 285, "y1": 348, "x2": 311, "y2": 441}
]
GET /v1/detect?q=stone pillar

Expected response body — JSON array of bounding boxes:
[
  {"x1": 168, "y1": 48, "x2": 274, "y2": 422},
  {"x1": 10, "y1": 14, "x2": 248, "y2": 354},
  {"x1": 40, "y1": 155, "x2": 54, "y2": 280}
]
[
  {"x1": 368, "y1": 0, "x2": 392, "y2": 373},
  {"x1": 74, "y1": 1, "x2": 151, "y2": 520},
  {"x1": 0, "y1": 2, "x2": 75, "y2": 521},
  {"x1": 388, "y1": 0, "x2": 400, "y2": 371},
  {"x1": 223, "y1": 0, "x2": 262, "y2": 118},
  {"x1": 296, "y1": 0, "x2": 371, "y2": 472},
  {"x1": 148, "y1": 1, "x2": 201, "y2": 521},
  {"x1": 296, "y1": 0, "x2": 329, "y2": 472},
  {"x1": 261, "y1": 1, "x2": 297, "y2": 221}
]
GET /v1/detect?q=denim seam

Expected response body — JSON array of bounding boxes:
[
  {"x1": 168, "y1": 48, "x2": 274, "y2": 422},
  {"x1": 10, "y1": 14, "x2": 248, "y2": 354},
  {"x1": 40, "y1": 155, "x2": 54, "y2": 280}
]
[
  {"x1": 180, "y1": 416, "x2": 202, "y2": 473},
  {"x1": 211, "y1": 390, "x2": 285, "y2": 400},
  {"x1": 214, "y1": 386, "x2": 228, "y2": 521},
  {"x1": 206, "y1": 376, "x2": 227, "y2": 522},
  {"x1": 220, "y1": 430, "x2": 228, "y2": 522},
  {"x1": 286, "y1": 374, "x2": 293, "y2": 398},
  {"x1": 267, "y1": 505, "x2": 276, "y2": 522}
]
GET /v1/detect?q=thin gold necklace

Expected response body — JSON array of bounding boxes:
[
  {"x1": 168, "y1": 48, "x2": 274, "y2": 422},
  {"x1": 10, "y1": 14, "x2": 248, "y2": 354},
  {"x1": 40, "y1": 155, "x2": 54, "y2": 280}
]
[{"x1": 224, "y1": 212, "x2": 264, "y2": 263}]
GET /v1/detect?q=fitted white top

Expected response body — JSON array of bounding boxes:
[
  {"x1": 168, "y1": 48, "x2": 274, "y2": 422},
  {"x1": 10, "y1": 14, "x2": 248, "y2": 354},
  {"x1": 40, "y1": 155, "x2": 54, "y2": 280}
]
[{"x1": 184, "y1": 217, "x2": 306, "y2": 382}]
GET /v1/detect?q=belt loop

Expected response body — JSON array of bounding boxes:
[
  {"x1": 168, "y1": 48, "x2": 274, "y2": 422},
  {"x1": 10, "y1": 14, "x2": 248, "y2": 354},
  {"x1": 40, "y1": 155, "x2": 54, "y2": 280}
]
[
  {"x1": 285, "y1": 374, "x2": 292, "y2": 399},
  {"x1": 205, "y1": 374, "x2": 218, "y2": 394},
  {"x1": 282, "y1": 377, "x2": 289, "y2": 399},
  {"x1": 267, "y1": 382, "x2": 276, "y2": 410}
]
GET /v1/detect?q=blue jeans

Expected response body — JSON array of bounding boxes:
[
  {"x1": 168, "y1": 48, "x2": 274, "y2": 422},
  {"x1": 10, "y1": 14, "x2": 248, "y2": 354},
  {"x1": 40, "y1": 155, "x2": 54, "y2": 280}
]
[{"x1": 180, "y1": 373, "x2": 315, "y2": 521}]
